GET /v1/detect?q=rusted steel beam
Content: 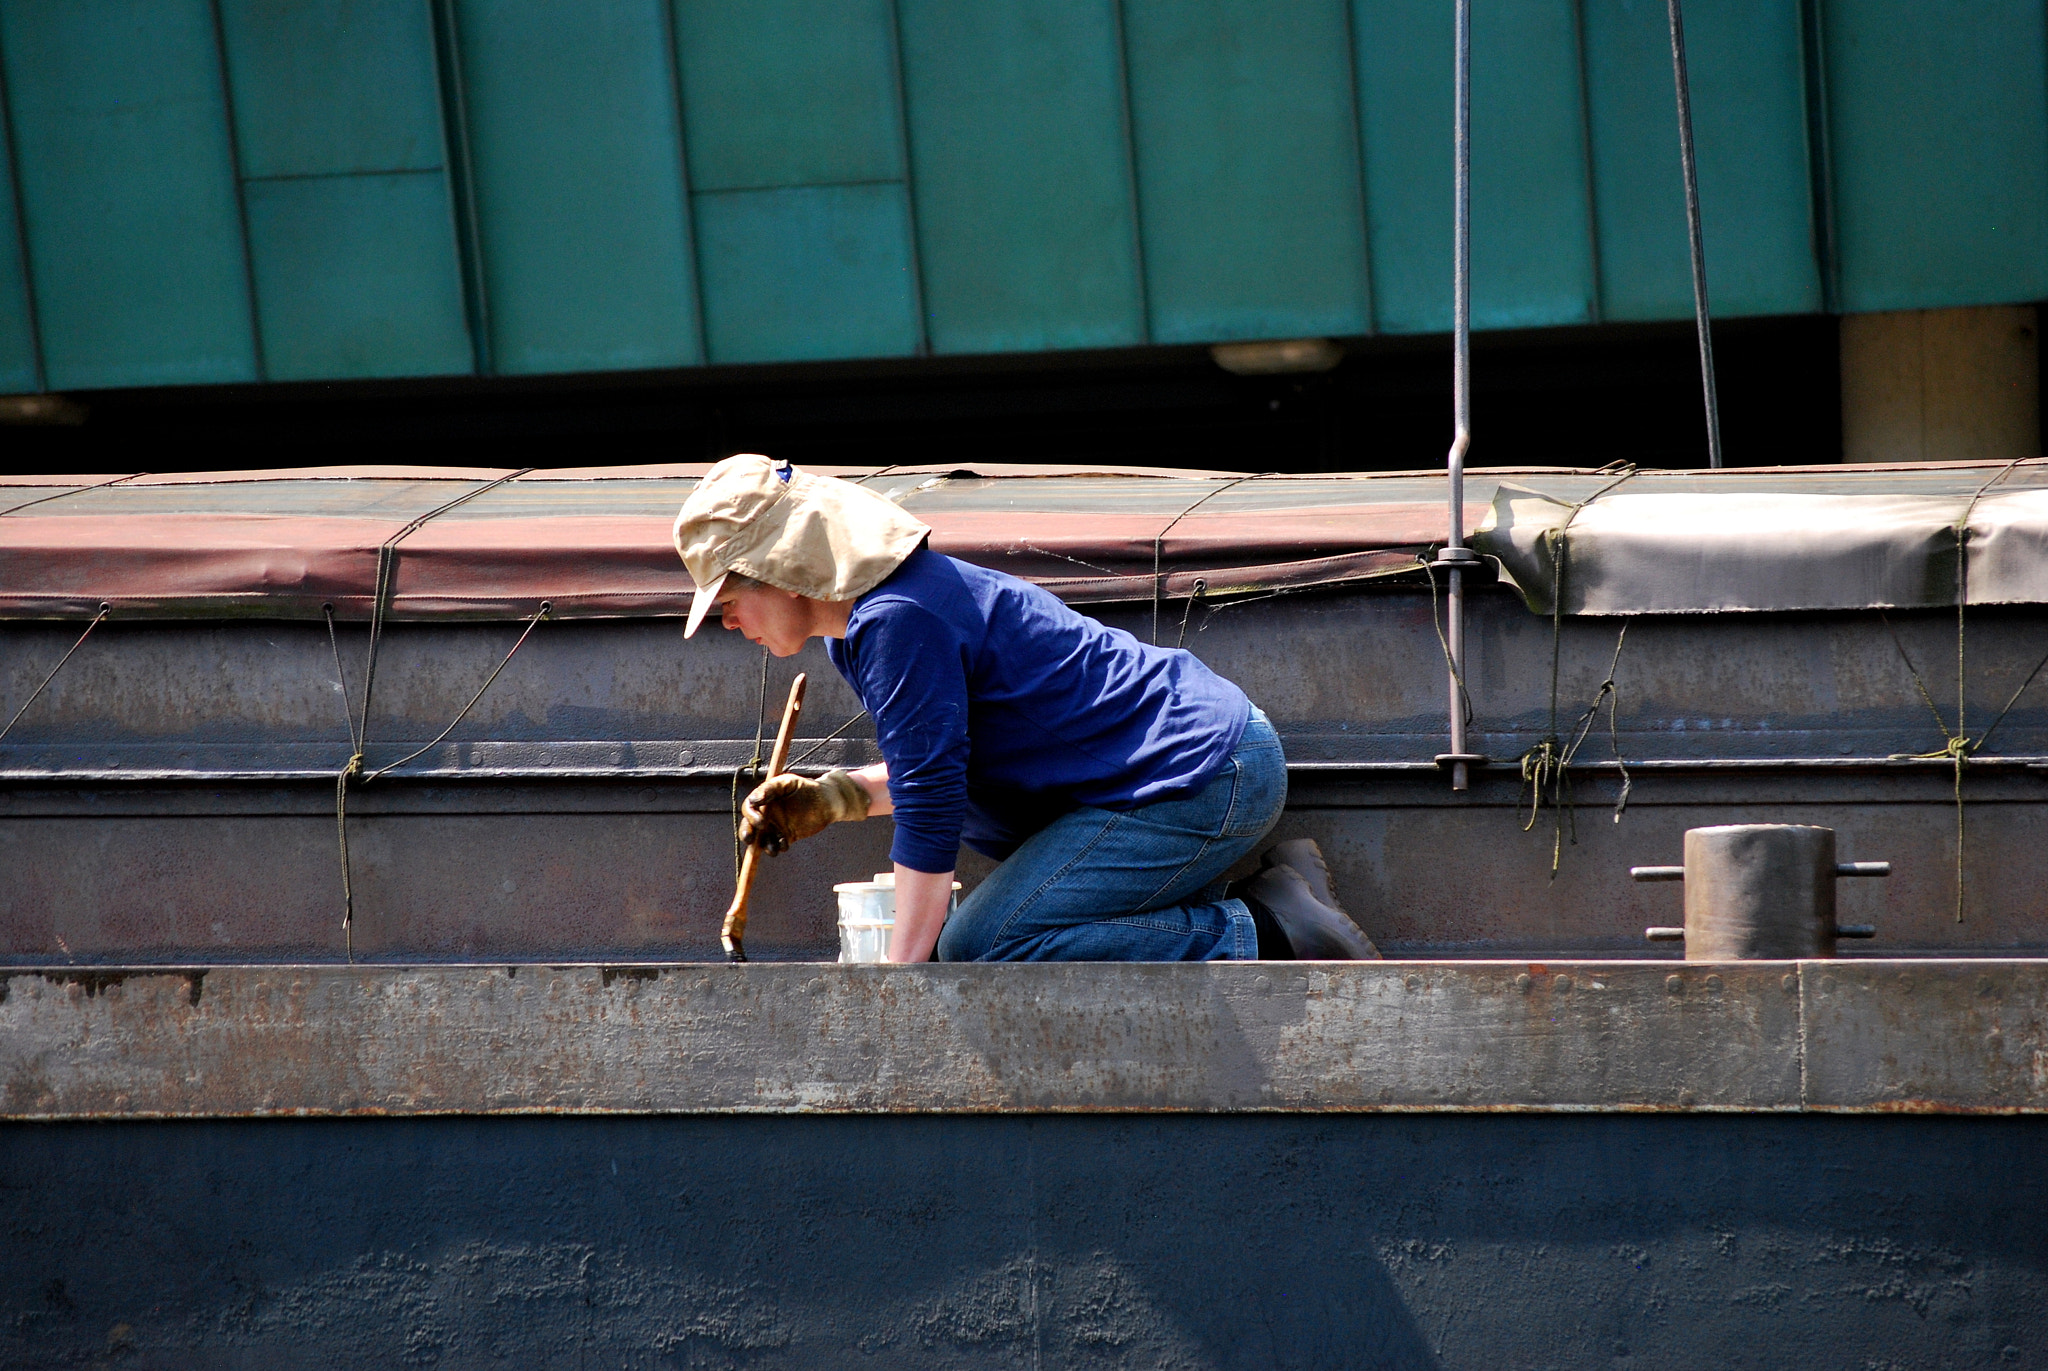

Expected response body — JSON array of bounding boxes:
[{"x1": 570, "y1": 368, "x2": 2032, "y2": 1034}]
[{"x1": 7, "y1": 960, "x2": 2047, "y2": 1120}]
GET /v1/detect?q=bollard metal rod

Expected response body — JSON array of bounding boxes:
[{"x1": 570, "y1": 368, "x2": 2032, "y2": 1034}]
[
  {"x1": 1836, "y1": 862, "x2": 1891, "y2": 877},
  {"x1": 1431, "y1": 0, "x2": 1483, "y2": 793},
  {"x1": 1645, "y1": 927, "x2": 1686, "y2": 940},
  {"x1": 1631, "y1": 866, "x2": 1687, "y2": 881}
]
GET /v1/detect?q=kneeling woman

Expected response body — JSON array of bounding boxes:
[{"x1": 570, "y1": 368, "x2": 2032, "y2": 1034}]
[{"x1": 674, "y1": 455, "x2": 1377, "y2": 963}]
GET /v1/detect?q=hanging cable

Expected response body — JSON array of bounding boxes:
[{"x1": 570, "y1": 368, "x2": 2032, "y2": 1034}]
[
  {"x1": 1666, "y1": 0, "x2": 1723, "y2": 468},
  {"x1": 1421, "y1": 557, "x2": 1474, "y2": 748},
  {"x1": 1871, "y1": 455, "x2": 2041, "y2": 922},
  {"x1": 1519, "y1": 623, "x2": 1631, "y2": 877},
  {"x1": 332, "y1": 468, "x2": 533, "y2": 958},
  {"x1": 1511, "y1": 468, "x2": 1639, "y2": 872},
  {"x1": 364, "y1": 603, "x2": 550, "y2": 781},
  {"x1": 731, "y1": 646, "x2": 773, "y2": 882}
]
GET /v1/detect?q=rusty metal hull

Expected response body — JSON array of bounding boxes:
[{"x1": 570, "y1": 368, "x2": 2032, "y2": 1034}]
[
  {"x1": 5, "y1": 587, "x2": 2047, "y2": 961},
  {"x1": 8, "y1": 959, "x2": 2048, "y2": 1119}
]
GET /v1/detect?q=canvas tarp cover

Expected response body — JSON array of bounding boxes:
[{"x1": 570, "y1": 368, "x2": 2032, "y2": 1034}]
[
  {"x1": 1473, "y1": 460, "x2": 2048, "y2": 615},
  {"x1": 3, "y1": 460, "x2": 2044, "y2": 621},
  {"x1": 0, "y1": 464, "x2": 1454, "y2": 620}
]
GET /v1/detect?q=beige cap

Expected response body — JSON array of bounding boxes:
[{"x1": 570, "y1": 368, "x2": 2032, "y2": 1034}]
[{"x1": 673, "y1": 454, "x2": 929, "y2": 638}]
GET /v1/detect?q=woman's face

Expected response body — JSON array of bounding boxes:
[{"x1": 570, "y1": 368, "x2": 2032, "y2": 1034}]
[{"x1": 718, "y1": 582, "x2": 815, "y2": 657}]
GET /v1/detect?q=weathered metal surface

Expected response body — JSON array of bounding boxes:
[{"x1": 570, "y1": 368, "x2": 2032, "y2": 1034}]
[
  {"x1": 7, "y1": 593, "x2": 2048, "y2": 772},
  {"x1": 1803, "y1": 962, "x2": 2048, "y2": 1112},
  {"x1": 9, "y1": 959, "x2": 2047, "y2": 1120},
  {"x1": 7, "y1": 588, "x2": 2048, "y2": 962},
  {"x1": 7, "y1": 770, "x2": 2048, "y2": 962},
  {"x1": 1682, "y1": 823, "x2": 1844, "y2": 958}
]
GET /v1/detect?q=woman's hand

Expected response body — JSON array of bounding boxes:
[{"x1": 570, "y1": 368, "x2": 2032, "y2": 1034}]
[
  {"x1": 889, "y1": 865, "x2": 955, "y2": 962},
  {"x1": 739, "y1": 768, "x2": 870, "y2": 854}
]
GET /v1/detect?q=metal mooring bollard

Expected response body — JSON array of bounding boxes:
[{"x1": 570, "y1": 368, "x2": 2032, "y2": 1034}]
[{"x1": 1631, "y1": 824, "x2": 1888, "y2": 959}]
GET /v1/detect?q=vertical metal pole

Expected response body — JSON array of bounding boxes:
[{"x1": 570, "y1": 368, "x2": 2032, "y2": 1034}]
[
  {"x1": 1433, "y1": 0, "x2": 1482, "y2": 792},
  {"x1": 1667, "y1": 0, "x2": 1723, "y2": 468}
]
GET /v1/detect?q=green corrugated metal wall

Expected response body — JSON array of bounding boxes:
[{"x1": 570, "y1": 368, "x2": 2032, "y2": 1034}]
[{"x1": 0, "y1": 0, "x2": 2042, "y2": 394}]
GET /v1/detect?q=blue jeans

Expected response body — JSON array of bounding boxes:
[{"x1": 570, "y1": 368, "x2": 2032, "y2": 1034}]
[{"x1": 935, "y1": 710, "x2": 1287, "y2": 962}]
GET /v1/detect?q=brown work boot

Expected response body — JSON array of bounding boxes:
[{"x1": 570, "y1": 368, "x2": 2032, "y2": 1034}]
[
  {"x1": 1261, "y1": 838, "x2": 1349, "y2": 919},
  {"x1": 1233, "y1": 863, "x2": 1381, "y2": 960}
]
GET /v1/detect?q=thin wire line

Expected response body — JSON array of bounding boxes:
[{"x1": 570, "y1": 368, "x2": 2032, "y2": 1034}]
[
  {"x1": 322, "y1": 604, "x2": 361, "y2": 755},
  {"x1": 0, "y1": 604, "x2": 109, "y2": 742},
  {"x1": 0, "y1": 473, "x2": 148, "y2": 518},
  {"x1": 1152, "y1": 473, "x2": 1272, "y2": 643},
  {"x1": 785, "y1": 709, "x2": 873, "y2": 769}
]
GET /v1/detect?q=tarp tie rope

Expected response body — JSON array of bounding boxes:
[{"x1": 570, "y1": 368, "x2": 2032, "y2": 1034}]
[
  {"x1": 0, "y1": 473, "x2": 148, "y2": 519},
  {"x1": 332, "y1": 469, "x2": 534, "y2": 959},
  {"x1": 1878, "y1": 456, "x2": 2041, "y2": 922},
  {"x1": 1152, "y1": 473, "x2": 1273, "y2": 644},
  {"x1": 1518, "y1": 624, "x2": 1631, "y2": 877},
  {"x1": 1515, "y1": 465, "x2": 1638, "y2": 874},
  {"x1": 0, "y1": 603, "x2": 110, "y2": 744},
  {"x1": 365, "y1": 602, "x2": 550, "y2": 783}
]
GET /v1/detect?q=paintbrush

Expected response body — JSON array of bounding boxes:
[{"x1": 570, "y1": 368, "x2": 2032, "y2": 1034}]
[{"x1": 722, "y1": 672, "x2": 807, "y2": 962}]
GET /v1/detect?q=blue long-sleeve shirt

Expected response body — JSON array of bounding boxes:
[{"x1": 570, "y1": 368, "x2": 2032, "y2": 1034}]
[{"x1": 825, "y1": 546, "x2": 1252, "y2": 872}]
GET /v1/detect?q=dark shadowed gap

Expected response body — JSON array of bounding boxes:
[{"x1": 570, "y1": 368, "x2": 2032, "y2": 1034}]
[{"x1": 6, "y1": 315, "x2": 1840, "y2": 476}]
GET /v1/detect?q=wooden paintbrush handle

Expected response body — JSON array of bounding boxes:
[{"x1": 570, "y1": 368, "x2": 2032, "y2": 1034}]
[{"x1": 722, "y1": 672, "x2": 807, "y2": 962}]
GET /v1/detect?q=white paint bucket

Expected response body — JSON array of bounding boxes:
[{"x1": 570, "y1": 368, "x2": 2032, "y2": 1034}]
[
  {"x1": 834, "y1": 873, "x2": 962, "y2": 964},
  {"x1": 834, "y1": 880, "x2": 895, "y2": 964}
]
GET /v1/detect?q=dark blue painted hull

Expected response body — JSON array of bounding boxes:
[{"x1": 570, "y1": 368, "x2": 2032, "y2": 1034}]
[{"x1": 7, "y1": 1114, "x2": 2044, "y2": 1369}]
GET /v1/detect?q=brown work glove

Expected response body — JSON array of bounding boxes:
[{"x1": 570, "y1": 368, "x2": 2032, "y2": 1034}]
[{"x1": 739, "y1": 768, "x2": 871, "y2": 856}]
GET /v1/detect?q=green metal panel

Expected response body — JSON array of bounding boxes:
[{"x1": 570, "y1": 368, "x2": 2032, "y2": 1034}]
[
  {"x1": 217, "y1": 0, "x2": 443, "y2": 179},
  {"x1": 898, "y1": 0, "x2": 1143, "y2": 354},
  {"x1": 1823, "y1": 0, "x2": 2048, "y2": 313},
  {"x1": 673, "y1": 0, "x2": 902, "y2": 191},
  {"x1": 0, "y1": 0, "x2": 256, "y2": 389},
  {"x1": 1581, "y1": 0, "x2": 1820, "y2": 321},
  {"x1": 0, "y1": 102, "x2": 36, "y2": 392},
  {"x1": 695, "y1": 183, "x2": 918, "y2": 364},
  {"x1": 1122, "y1": 0, "x2": 1369, "y2": 343},
  {"x1": 1354, "y1": 0, "x2": 1596, "y2": 334},
  {"x1": 243, "y1": 172, "x2": 471, "y2": 381},
  {"x1": 454, "y1": 0, "x2": 701, "y2": 374}
]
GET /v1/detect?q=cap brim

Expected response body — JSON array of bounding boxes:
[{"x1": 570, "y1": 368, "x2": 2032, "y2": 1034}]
[{"x1": 684, "y1": 570, "x2": 727, "y2": 639}]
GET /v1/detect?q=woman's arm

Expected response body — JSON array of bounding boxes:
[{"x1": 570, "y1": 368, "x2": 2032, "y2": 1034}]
[
  {"x1": 848, "y1": 762, "x2": 892, "y2": 816},
  {"x1": 848, "y1": 763, "x2": 953, "y2": 961},
  {"x1": 889, "y1": 864, "x2": 954, "y2": 962}
]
